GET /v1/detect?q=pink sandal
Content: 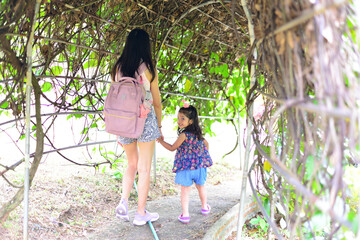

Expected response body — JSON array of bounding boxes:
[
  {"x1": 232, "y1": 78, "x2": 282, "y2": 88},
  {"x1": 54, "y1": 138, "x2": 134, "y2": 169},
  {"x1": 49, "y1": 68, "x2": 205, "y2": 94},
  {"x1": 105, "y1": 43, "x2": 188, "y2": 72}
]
[
  {"x1": 178, "y1": 213, "x2": 190, "y2": 223},
  {"x1": 201, "y1": 204, "x2": 211, "y2": 215}
]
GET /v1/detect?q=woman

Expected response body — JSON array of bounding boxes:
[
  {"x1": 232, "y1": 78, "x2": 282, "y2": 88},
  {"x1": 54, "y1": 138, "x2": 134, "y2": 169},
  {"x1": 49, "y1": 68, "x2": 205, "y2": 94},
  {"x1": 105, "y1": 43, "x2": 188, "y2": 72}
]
[{"x1": 112, "y1": 28, "x2": 162, "y2": 226}]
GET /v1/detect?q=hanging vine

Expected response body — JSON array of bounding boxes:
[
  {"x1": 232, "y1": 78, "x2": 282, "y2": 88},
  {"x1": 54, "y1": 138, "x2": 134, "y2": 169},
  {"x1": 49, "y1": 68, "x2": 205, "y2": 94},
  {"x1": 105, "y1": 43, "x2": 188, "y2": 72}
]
[{"x1": 246, "y1": 0, "x2": 360, "y2": 238}]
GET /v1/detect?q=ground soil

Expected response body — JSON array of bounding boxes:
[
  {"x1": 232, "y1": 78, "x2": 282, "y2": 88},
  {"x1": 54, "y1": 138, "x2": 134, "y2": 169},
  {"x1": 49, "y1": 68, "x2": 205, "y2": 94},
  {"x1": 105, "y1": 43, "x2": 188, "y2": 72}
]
[{"x1": 0, "y1": 155, "x2": 245, "y2": 240}]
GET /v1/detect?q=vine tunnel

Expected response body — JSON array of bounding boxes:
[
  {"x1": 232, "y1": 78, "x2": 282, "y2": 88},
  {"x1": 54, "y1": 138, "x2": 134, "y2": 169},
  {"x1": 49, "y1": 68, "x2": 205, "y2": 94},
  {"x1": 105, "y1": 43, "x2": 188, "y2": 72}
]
[{"x1": 1, "y1": 0, "x2": 360, "y2": 239}]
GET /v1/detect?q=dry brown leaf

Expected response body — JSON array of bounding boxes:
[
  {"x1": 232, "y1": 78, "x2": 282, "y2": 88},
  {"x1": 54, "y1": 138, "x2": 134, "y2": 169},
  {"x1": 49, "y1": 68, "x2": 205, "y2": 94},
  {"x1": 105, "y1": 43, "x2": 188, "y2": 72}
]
[
  {"x1": 287, "y1": 31, "x2": 294, "y2": 49},
  {"x1": 275, "y1": 32, "x2": 285, "y2": 46},
  {"x1": 275, "y1": 9, "x2": 282, "y2": 18},
  {"x1": 276, "y1": 32, "x2": 286, "y2": 55}
]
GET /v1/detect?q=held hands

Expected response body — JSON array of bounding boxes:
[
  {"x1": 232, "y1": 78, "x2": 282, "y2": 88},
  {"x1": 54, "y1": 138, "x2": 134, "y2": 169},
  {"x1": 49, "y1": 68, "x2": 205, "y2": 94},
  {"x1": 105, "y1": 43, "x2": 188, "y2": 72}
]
[
  {"x1": 156, "y1": 135, "x2": 168, "y2": 150},
  {"x1": 156, "y1": 135, "x2": 164, "y2": 143},
  {"x1": 157, "y1": 126, "x2": 164, "y2": 142}
]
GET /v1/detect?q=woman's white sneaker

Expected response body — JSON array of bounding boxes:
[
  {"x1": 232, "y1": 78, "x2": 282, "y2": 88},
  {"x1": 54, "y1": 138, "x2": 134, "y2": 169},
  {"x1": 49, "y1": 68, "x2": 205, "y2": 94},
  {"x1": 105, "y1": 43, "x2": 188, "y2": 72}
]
[
  {"x1": 133, "y1": 210, "x2": 159, "y2": 226},
  {"x1": 115, "y1": 199, "x2": 129, "y2": 221}
]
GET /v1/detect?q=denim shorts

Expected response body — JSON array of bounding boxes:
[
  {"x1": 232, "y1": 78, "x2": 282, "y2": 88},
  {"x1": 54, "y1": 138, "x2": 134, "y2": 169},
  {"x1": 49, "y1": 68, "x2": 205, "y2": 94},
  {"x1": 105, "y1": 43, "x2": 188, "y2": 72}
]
[
  {"x1": 117, "y1": 107, "x2": 161, "y2": 145},
  {"x1": 175, "y1": 168, "x2": 207, "y2": 187}
]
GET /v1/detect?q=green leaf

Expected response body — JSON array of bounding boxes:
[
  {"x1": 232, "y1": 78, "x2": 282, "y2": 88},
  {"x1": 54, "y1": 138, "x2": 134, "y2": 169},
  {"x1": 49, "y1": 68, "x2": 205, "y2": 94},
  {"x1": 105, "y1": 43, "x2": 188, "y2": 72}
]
[
  {"x1": 51, "y1": 66, "x2": 63, "y2": 75},
  {"x1": 263, "y1": 197, "x2": 270, "y2": 216},
  {"x1": 227, "y1": 86, "x2": 234, "y2": 95},
  {"x1": 83, "y1": 59, "x2": 98, "y2": 69},
  {"x1": 311, "y1": 180, "x2": 321, "y2": 194},
  {"x1": 72, "y1": 96, "x2": 80, "y2": 105},
  {"x1": 0, "y1": 101, "x2": 9, "y2": 109},
  {"x1": 215, "y1": 66, "x2": 220, "y2": 74},
  {"x1": 41, "y1": 82, "x2": 52, "y2": 92},
  {"x1": 69, "y1": 45, "x2": 76, "y2": 53},
  {"x1": 259, "y1": 218, "x2": 267, "y2": 231},
  {"x1": 250, "y1": 217, "x2": 260, "y2": 225},
  {"x1": 346, "y1": 18, "x2": 357, "y2": 43},
  {"x1": 305, "y1": 155, "x2": 314, "y2": 181},
  {"x1": 348, "y1": 211, "x2": 359, "y2": 234},
  {"x1": 220, "y1": 64, "x2": 229, "y2": 78},
  {"x1": 239, "y1": 95, "x2": 244, "y2": 106},
  {"x1": 240, "y1": 110, "x2": 246, "y2": 118},
  {"x1": 232, "y1": 76, "x2": 240, "y2": 85},
  {"x1": 81, "y1": 127, "x2": 89, "y2": 134},
  {"x1": 58, "y1": 54, "x2": 66, "y2": 62},
  {"x1": 184, "y1": 79, "x2": 191, "y2": 93},
  {"x1": 258, "y1": 144, "x2": 271, "y2": 156}
]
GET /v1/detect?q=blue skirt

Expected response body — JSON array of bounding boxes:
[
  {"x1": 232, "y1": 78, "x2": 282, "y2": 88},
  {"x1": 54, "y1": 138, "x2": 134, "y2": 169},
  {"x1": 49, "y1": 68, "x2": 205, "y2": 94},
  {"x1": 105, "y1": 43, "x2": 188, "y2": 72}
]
[{"x1": 117, "y1": 107, "x2": 161, "y2": 145}]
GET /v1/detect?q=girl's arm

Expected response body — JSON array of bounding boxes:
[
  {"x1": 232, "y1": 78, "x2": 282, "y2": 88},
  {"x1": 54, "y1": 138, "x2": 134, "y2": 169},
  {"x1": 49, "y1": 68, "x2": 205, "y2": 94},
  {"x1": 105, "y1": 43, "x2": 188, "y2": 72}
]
[
  {"x1": 204, "y1": 139, "x2": 209, "y2": 150},
  {"x1": 158, "y1": 133, "x2": 186, "y2": 151}
]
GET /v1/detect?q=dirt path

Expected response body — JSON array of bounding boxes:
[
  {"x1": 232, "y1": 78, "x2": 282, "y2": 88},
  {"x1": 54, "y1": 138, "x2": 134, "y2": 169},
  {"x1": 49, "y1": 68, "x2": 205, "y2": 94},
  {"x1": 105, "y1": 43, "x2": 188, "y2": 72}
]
[
  {"x1": 86, "y1": 176, "x2": 241, "y2": 240},
  {"x1": 1, "y1": 145, "x2": 242, "y2": 240}
]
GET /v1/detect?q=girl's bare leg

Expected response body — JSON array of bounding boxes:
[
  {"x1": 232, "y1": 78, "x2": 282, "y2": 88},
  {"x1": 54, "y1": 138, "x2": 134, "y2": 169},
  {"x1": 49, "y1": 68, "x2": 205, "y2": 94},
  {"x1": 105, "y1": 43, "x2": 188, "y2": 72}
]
[
  {"x1": 195, "y1": 184, "x2": 207, "y2": 209},
  {"x1": 181, "y1": 185, "x2": 191, "y2": 217}
]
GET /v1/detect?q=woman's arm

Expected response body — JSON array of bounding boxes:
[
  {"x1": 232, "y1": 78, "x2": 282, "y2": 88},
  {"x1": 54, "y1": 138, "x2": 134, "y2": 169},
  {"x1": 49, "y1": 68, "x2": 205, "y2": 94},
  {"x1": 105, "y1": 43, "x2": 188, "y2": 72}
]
[
  {"x1": 147, "y1": 70, "x2": 162, "y2": 130},
  {"x1": 158, "y1": 133, "x2": 186, "y2": 151}
]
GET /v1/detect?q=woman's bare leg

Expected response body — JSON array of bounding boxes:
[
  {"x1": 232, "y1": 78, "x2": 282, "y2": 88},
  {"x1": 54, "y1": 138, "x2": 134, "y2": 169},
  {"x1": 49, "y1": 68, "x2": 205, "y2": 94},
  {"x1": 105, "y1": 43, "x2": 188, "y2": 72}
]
[
  {"x1": 136, "y1": 140, "x2": 155, "y2": 215},
  {"x1": 121, "y1": 141, "x2": 139, "y2": 201}
]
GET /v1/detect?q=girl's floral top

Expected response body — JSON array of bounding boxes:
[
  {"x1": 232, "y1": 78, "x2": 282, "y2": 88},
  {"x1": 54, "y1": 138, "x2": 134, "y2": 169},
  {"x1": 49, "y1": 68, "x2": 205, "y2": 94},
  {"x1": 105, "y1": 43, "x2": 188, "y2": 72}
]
[{"x1": 173, "y1": 132, "x2": 213, "y2": 173}]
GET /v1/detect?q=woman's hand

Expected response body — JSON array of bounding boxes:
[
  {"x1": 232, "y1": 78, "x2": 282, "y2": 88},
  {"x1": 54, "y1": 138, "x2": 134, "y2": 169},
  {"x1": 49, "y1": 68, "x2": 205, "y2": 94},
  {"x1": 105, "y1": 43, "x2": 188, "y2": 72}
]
[{"x1": 157, "y1": 130, "x2": 164, "y2": 142}]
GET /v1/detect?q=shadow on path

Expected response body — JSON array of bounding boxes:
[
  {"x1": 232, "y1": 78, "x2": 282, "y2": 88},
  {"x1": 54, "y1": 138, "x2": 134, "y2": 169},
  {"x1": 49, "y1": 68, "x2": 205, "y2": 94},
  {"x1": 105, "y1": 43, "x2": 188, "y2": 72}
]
[{"x1": 87, "y1": 177, "x2": 241, "y2": 240}]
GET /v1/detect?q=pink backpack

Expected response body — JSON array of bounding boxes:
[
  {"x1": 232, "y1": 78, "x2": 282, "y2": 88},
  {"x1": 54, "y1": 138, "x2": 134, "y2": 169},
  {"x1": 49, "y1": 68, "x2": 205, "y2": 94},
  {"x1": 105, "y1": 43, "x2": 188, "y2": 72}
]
[{"x1": 103, "y1": 76, "x2": 147, "y2": 138}]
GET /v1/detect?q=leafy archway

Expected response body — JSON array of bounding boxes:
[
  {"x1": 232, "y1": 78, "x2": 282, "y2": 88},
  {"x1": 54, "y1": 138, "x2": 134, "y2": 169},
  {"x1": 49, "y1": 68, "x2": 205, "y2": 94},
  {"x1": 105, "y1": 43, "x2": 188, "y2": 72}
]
[
  {"x1": 0, "y1": 0, "x2": 249, "y2": 223},
  {"x1": 1, "y1": 0, "x2": 359, "y2": 239}
]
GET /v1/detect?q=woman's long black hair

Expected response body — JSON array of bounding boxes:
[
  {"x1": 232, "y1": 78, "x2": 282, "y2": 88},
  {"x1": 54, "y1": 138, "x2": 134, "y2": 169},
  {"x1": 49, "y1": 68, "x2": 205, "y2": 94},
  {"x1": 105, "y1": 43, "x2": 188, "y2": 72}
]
[
  {"x1": 111, "y1": 28, "x2": 155, "y2": 82},
  {"x1": 178, "y1": 105, "x2": 204, "y2": 140}
]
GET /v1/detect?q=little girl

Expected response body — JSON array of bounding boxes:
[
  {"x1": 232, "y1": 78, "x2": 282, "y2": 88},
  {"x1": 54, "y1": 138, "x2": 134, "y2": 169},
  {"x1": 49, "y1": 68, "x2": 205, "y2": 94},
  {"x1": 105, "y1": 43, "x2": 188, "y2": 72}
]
[{"x1": 158, "y1": 104, "x2": 213, "y2": 223}]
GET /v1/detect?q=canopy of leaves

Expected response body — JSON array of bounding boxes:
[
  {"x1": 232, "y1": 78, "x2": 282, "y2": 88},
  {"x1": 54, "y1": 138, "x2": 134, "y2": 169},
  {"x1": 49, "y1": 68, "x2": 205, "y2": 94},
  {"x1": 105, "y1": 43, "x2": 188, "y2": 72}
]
[
  {"x1": 0, "y1": 0, "x2": 250, "y2": 133},
  {"x1": 1, "y1": 0, "x2": 360, "y2": 239}
]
